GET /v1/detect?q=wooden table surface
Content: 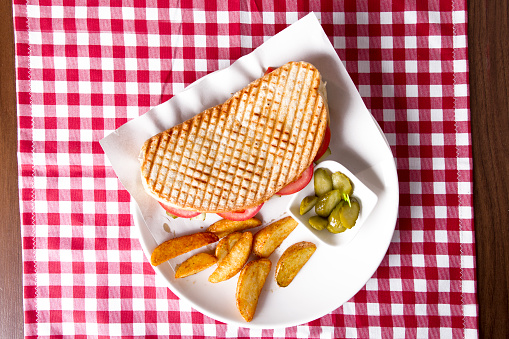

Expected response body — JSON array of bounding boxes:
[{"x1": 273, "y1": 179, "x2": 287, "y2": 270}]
[{"x1": 1, "y1": 0, "x2": 507, "y2": 337}]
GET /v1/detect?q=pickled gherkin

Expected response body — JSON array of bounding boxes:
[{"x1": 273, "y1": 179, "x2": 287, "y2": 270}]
[
  {"x1": 327, "y1": 201, "x2": 345, "y2": 229},
  {"x1": 326, "y1": 223, "x2": 347, "y2": 234},
  {"x1": 314, "y1": 168, "x2": 333, "y2": 197},
  {"x1": 331, "y1": 171, "x2": 353, "y2": 196},
  {"x1": 315, "y1": 189, "x2": 341, "y2": 217},
  {"x1": 308, "y1": 216, "x2": 328, "y2": 230},
  {"x1": 327, "y1": 201, "x2": 347, "y2": 233},
  {"x1": 300, "y1": 195, "x2": 318, "y2": 215},
  {"x1": 339, "y1": 198, "x2": 360, "y2": 229}
]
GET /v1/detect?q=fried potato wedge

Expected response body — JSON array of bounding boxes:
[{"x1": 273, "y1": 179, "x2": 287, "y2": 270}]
[
  {"x1": 208, "y1": 232, "x2": 253, "y2": 283},
  {"x1": 236, "y1": 258, "x2": 272, "y2": 322},
  {"x1": 207, "y1": 218, "x2": 262, "y2": 238},
  {"x1": 215, "y1": 232, "x2": 243, "y2": 263},
  {"x1": 150, "y1": 232, "x2": 219, "y2": 266},
  {"x1": 252, "y1": 216, "x2": 298, "y2": 258},
  {"x1": 275, "y1": 241, "x2": 316, "y2": 287},
  {"x1": 175, "y1": 253, "x2": 218, "y2": 279}
]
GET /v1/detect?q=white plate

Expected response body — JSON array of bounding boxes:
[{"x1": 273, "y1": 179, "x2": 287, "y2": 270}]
[
  {"x1": 287, "y1": 160, "x2": 379, "y2": 247},
  {"x1": 133, "y1": 123, "x2": 398, "y2": 329},
  {"x1": 105, "y1": 14, "x2": 399, "y2": 329},
  {"x1": 133, "y1": 151, "x2": 397, "y2": 329}
]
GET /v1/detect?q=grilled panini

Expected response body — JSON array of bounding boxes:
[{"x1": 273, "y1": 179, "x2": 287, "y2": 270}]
[{"x1": 140, "y1": 61, "x2": 329, "y2": 213}]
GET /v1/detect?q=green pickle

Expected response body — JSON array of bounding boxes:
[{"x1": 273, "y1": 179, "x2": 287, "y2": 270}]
[
  {"x1": 327, "y1": 201, "x2": 347, "y2": 233},
  {"x1": 339, "y1": 198, "x2": 360, "y2": 229},
  {"x1": 331, "y1": 171, "x2": 353, "y2": 196},
  {"x1": 315, "y1": 189, "x2": 341, "y2": 217},
  {"x1": 314, "y1": 168, "x2": 333, "y2": 197},
  {"x1": 300, "y1": 195, "x2": 318, "y2": 215},
  {"x1": 308, "y1": 216, "x2": 328, "y2": 231},
  {"x1": 326, "y1": 223, "x2": 347, "y2": 234},
  {"x1": 327, "y1": 201, "x2": 344, "y2": 228}
]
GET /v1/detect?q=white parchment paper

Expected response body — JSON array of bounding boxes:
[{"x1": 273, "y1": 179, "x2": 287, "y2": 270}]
[{"x1": 100, "y1": 13, "x2": 391, "y2": 246}]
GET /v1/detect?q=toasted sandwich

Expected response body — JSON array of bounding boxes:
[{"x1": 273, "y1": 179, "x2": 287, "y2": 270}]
[{"x1": 139, "y1": 61, "x2": 329, "y2": 215}]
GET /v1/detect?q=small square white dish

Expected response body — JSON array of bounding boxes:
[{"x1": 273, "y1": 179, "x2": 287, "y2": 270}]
[{"x1": 287, "y1": 160, "x2": 378, "y2": 247}]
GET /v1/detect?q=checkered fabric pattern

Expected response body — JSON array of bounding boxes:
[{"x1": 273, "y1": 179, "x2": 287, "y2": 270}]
[{"x1": 14, "y1": 0, "x2": 477, "y2": 337}]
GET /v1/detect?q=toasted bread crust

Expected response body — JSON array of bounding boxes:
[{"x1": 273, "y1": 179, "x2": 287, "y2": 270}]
[{"x1": 140, "y1": 61, "x2": 329, "y2": 213}]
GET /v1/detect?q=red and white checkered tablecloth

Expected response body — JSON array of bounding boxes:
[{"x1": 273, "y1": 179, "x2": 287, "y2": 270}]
[{"x1": 14, "y1": 0, "x2": 477, "y2": 337}]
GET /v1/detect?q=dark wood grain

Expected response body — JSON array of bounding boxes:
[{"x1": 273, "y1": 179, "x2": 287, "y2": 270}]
[
  {"x1": 468, "y1": 0, "x2": 509, "y2": 338},
  {"x1": 0, "y1": 0, "x2": 24, "y2": 338}
]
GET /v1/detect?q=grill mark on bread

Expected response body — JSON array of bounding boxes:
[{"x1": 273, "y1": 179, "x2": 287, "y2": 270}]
[
  {"x1": 147, "y1": 132, "x2": 165, "y2": 194},
  {"x1": 219, "y1": 85, "x2": 257, "y2": 209},
  {"x1": 165, "y1": 123, "x2": 181, "y2": 201},
  {"x1": 262, "y1": 67, "x2": 290, "y2": 197},
  {"x1": 199, "y1": 107, "x2": 221, "y2": 210},
  {"x1": 206, "y1": 106, "x2": 224, "y2": 210},
  {"x1": 184, "y1": 114, "x2": 207, "y2": 207},
  {"x1": 158, "y1": 129, "x2": 173, "y2": 199},
  {"x1": 174, "y1": 120, "x2": 190, "y2": 206},
  {"x1": 238, "y1": 70, "x2": 275, "y2": 207},
  {"x1": 299, "y1": 67, "x2": 317, "y2": 180},
  {"x1": 224, "y1": 97, "x2": 245, "y2": 208},
  {"x1": 243, "y1": 76, "x2": 270, "y2": 207},
  {"x1": 182, "y1": 117, "x2": 197, "y2": 206},
  {"x1": 185, "y1": 117, "x2": 202, "y2": 205},
  {"x1": 191, "y1": 109, "x2": 209, "y2": 210},
  {"x1": 213, "y1": 102, "x2": 235, "y2": 210},
  {"x1": 211, "y1": 101, "x2": 232, "y2": 210},
  {"x1": 213, "y1": 106, "x2": 231, "y2": 210},
  {"x1": 154, "y1": 131, "x2": 170, "y2": 196},
  {"x1": 174, "y1": 119, "x2": 193, "y2": 205},
  {"x1": 248, "y1": 63, "x2": 292, "y2": 200},
  {"x1": 314, "y1": 93, "x2": 328, "y2": 161},
  {"x1": 199, "y1": 104, "x2": 221, "y2": 208},
  {"x1": 147, "y1": 135, "x2": 160, "y2": 190},
  {"x1": 300, "y1": 73, "x2": 322, "y2": 173},
  {"x1": 269, "y1": 63, "x2": 299, "y2": 194},
  {"x1": 213, "y1": 97, "x2": 242, "y2": 210},
  {"x1": 292, "y1": 67, "x2": 315, "y2": 179},
  {"x1": 155, "y1": 132, "x2": 168, "y2": 198},
  {"x1": 293, "y1": 65, "x2": 314, "y2": 181},
  {"x1": 188, "y1": 112, "x2": 210, "y2": 208},
  {"x1": 251, "y1": 71, "x2": 280, "y2": 202},
  {"x1": 227, "y1": 79, "x2": 264, "y2": 209},
  {"x1": 224, "y1": 91, "x2": 245, "y2": 208},
  {"x1": 280, "y1": 63, "x2": 312, "y2": 192},
  {"x1": 244, "y1": 82, "x2": 264, "y2": 204},
  {"x1": 288, "y1": 65, "x2": 317, "y2": 185}
]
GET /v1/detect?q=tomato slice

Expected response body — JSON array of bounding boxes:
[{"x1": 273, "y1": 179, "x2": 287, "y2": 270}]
[
  {"x1": 217, "y1": 204, "x2": 264, "y2": 221},
  {"x1": 314, "y1": 125, "x2": 331, "y2": 162},
  {"x1": 158, "y1": 202, "x2": 201, "y2": 218},
  {"x1": 277, "y1": 164, "x2": 314, "y2": 195},
  {"x1": 264, "y1": 67, "x2": 275, "y2": 75}
]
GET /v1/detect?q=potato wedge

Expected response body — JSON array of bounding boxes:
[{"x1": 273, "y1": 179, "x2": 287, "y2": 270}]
[
  {"x1": 236, "y1": 259, "x2": 272, "y2": 322},
  {"x1": 215, "y1": 232, "x2": 243, "y2": 263},
  {"x1": 208, "y1": 232, "x2": 253, "y2": 283},
  {"x1": 253, "y1": 216, "x2": 298, "y2": 258},
  {"x1": 175, "y1": 253, "x2": 218, "y2": 278},
  {"x1": 275, "y1": 241, "x2": 316, "y2": 287},
  {"x1": 207, "y1": 218, "x2": 262, "y2": 238},
  {"x1": 150, "y1": 232, "x2": 219, "y2": 266}
]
